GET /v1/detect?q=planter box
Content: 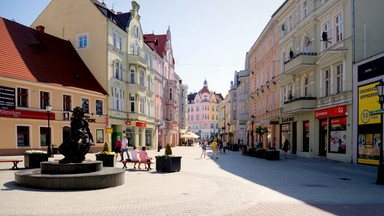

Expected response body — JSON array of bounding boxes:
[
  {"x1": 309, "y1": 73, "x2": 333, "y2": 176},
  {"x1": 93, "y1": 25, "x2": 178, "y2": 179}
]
[
  {"x1": 265, "y1": 151, "x2": 280, "y2": 160},
  {"x1": 96, "y1": 154, "x2": 115, "y2": 167},
  {"x1": 248, "y1": 149, "x2": 256, "y2": 157},
  {"x1": 155, "y1": 156, "x2": 181, "y2": 172},
  {"x1": 24, "y1": 153, "x2": 49, "y2": 169},
  {"x1": 232, "y1": 144, "x2": 239, "y2": 151},
  {"x1": 255, "y1": 149, "x2": 266, "y2": 158}
]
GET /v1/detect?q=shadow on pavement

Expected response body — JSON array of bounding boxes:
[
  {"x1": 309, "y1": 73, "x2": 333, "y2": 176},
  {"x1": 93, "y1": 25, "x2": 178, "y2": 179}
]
[{"x1": 211, "y1": 150, "x2": 384, "y2": 215}]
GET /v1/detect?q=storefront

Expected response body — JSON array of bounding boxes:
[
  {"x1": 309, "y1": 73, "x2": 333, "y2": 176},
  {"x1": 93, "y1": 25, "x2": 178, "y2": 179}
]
[
  {"x1": 124, "y1": 121, "x2": 155, "y2": 149},
  {"x1": 315, "y1": 105, "x2": 348, "y2": 157},
  {"x1": 279, "y1": 116, "x2": 296, "y2": 153}
]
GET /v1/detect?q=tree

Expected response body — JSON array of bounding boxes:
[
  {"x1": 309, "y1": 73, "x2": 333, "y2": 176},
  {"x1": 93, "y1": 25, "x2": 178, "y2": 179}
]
[{"x1": 255, "y1": 126, "x2": 269, "y2": 148}]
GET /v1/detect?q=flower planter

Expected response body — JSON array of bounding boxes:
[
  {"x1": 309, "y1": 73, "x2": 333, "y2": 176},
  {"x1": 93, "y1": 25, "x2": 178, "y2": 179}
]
[
  {"x1": 155, "y1": 156, "x2": 181, "y2": 172},
  {"x1": 24, "y1": 153, "x2": 49, "y2": 169},
  {"x1": 265, "y1": 151, "x2": 280, "y2": 160},
  {"x1": 96, "y1": 154, "x2": 115, "y2": 167},
  {"x1": 255, "y1": 149, "x2": 266, "y2": 158},
  {"x1": 232, "y1": 144, "x2": 239, "y2": 151}
]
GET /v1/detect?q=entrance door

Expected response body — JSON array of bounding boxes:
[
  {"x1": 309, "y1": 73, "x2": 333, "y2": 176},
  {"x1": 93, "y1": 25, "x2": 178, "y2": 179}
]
[
  {"x1": 319, "y1": 119, "x2": 327, "y2": 156},
  {"x1": 292, "y1": 122, "x2": 297, "y2": 154}
]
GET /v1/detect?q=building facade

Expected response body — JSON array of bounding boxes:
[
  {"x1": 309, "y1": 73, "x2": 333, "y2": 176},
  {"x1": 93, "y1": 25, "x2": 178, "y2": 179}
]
[
  {"x1": 188, "y1": 80, "x2": 223, "y2": 140},
  {"x1": 0, "y1": 17, "x2": 108, "y2": 155}
]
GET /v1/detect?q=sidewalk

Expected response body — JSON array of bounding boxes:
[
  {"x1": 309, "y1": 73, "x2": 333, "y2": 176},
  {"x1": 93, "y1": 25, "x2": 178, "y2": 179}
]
[{"x1": 0, "y1": 144, "x2": 383, "y2": 215}]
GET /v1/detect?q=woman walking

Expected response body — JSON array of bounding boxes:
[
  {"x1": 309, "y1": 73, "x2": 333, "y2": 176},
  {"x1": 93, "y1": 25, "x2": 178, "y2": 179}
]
[
  {"x1": 282, "y1": 139, "x2": 290, "y2": 159},
  {"x1": 200, "y1": 139, "x2": 207, "y2": 158}
]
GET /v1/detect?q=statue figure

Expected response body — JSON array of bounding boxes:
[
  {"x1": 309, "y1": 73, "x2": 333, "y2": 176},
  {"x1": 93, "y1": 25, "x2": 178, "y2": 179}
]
[{"x1": 59, "y1": 107, "x2": 95, "y2": 163}]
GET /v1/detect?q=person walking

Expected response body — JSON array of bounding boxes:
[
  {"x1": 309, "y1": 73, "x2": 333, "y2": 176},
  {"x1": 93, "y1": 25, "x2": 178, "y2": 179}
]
[
  {"x1": 211, "y1": 139, "x2": 218, "y2": 159},
  {"x1": 283, "y1": 139, "x2": 290, "y2": 159},
  {"x1": 240, "y1": 139, "x2": 245, "y2": 155},
  {"x1": 219, "y1": 140, "x2": 223, "y2": 154},
  {"x1": 200, "y1": 139, "x2": 207, "y2": 158},
  {"x1": 121, "y1": 136, "x2": 130, "y2": 161},
  {"x1": 223, "y1": 140, "x2": 227, "y2": 154},
  {"x1": 115, "y1": 136, "x2": 122, "y2": 160}
]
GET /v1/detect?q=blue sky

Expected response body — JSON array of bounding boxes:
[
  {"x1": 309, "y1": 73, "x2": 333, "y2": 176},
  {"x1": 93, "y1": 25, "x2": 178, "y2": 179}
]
[{"x1": 0, "y1": 0, "x2": 285, "y2": 97}]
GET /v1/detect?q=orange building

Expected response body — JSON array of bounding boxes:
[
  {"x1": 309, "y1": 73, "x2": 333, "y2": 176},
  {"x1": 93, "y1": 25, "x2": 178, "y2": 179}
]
[{"x1": 247, "y1": 19, "x2": 279, "y2": 149}]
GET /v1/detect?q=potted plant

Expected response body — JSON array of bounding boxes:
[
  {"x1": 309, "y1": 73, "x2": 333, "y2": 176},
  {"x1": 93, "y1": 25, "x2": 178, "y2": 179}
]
[
  {"x1": 255, "y1": 148, "x2": 266, "y2": 158},
  {"x1": 255, "y1": 126, "x2": 269, "y2": 149},
  {"x1": 265, "y1": 149, "x2": 280, "y2": 160},
  {"x1": 24, "y1": 150, "x2": 49, "y2": 169},
  {"x1": 95, "y1": 141, "x2": 115, "y2": 167},
  {"x1": 155, "y1": 142, "x2": 182, "y2": 172}
]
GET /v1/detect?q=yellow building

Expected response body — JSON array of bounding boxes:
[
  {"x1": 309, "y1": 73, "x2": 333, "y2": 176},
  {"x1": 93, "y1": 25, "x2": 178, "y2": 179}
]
[{"x1": 0, "y1": 17, "x2": 108, "y2": 155}]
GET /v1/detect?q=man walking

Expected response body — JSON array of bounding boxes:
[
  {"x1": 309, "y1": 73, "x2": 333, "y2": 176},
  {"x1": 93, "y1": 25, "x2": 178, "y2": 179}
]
[
  {"x1": 211, "y1": 139, "x2": 218, "y2": 159},
  {"x1": 121, "y1": 136, "x2": 130, "y2": 161}
]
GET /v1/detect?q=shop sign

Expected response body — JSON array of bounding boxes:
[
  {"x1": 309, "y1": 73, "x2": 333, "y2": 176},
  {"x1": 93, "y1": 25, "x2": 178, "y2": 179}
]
[
  {"x1": 280, "y1": 116, "x2": 296, "y2": 123},
  {"x1": 0, "y1": 108, "x2": 55, "y2": 120},
  {"x1": 321, "y1": 120, "x2": 328, "y2": 127},
  {"x1": 0, "y1": 86, "x2": 15, "y2": 110},
  {"x1": 125, "y1": 121, "x2": 131, "y2": 125},
  {"x1": 358, "y1": 82, "x2": 381, "y2": 125},
  {"x1": 239, "y1": 125, "x2": 246, "y2": 131},
  {"x1": 331, "y1": 117, "x2": 346, "y2": 125},
  {"x1": 106, "y1": 116, "x2": 110, "y2": 127},
  {"x1": 136, "y1": 122, "x2": 146, "y2": 127},
  {"x1": 305, "y1": 121, "x2": 310, "y2": 128},
  {"x1": 106, "y1": 128, "x2": 113, "y2": 133},
  {"x1": 315, "y1": 105, "x2": 347, "y2": 119}
]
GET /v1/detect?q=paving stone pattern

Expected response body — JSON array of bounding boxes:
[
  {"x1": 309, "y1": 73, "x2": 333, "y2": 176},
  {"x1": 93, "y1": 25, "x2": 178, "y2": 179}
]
[{"x1": 0, "y1": 145, "x2": 384, "y2": 215}]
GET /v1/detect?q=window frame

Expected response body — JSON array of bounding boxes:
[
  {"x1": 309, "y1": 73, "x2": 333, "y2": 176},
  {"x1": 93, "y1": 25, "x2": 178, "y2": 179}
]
[
  {"x1": 17, "y1": 87, "x2": 29, "y2": 108},
  {"x1": 63, "y1": 94, "x2": 72, "y2": 111},
  {"x1": 39, "y1": 90, "x2": 51, "y2": 110},
  {"x1": 76, "y1": 32, "x2": 89, "y2": 49},
  {"x1": 16, "y1": 124, "x2": 31, "y2": 147}
]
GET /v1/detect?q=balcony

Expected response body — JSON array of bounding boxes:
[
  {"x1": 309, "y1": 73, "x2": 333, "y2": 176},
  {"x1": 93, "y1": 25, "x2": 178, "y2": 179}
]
[
  {"x1": 128, "y1": 55, "x2": 147, "y2": 67},
  {"x1": 282, "y1": 97, "x2": 317, "y2": 113},
  {"x1": 284, "y1": 52, "x2": 317, "y2": 75},
  {"x1": 238, "y1": 69, "x2": 249, "y2": 78},
  {"x1": 167, "y1": 80, "x2": 177, "y2": 86},
  {"x1": 238, "y1": 93, "x2": 249, "y2": 101},
  {"x1": 239, "y1": 113, "x2": 249, "y2": 121}
]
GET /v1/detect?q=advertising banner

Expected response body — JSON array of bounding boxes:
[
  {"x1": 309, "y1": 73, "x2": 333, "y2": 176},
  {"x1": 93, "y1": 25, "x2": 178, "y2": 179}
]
[{"x1": 358, "y1": 82, "x2": 381, "y2": 125}]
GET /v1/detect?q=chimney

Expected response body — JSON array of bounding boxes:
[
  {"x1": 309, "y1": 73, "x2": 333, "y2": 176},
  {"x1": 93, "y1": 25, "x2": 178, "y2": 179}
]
[
  {"x1": 36, "y1": 25, "x2": 45, "y2": 34},
  {"x1": 117, "y1": 12, "x2": 123, "y2": 15}
]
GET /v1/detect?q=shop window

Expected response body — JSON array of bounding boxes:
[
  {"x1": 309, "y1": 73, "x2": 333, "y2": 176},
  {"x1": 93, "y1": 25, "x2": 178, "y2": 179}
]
[
  {"x1": 40, "y1": 127, "x2": 50, "y2": 147},
  {"x1": 17, "y1": 88, "x2": 28, "y2": 107},
  {"x1": 126, "y1": 128, "x2": 135, "y2": 147},
  {"x1": 96, "y1": 129, "x2": 104, "y2": 143},
  {"x1": 329, "y1": 117, "x2": 346, "y2": 153},
  {"x1": 303, "y1": 121, "x2": 309, "y2": 152},
  {"x1": 17, "y1": 126, "x2": 30, "y2": 147},
  {"x1": 63, "y1": 95, "x2": 71, "y2": 111},
  {"x1": 145, "y1": 129, "x2": 152, "y2": 147},
  {"x1": 96, "y1": 100, "x2": 103, "y2": 115},
  {"x1": 40, "y1": 91, "x2": 50, "y2": 109},
  {"x1": 280, "y1": 123, "x2": 290, "y2": 149}
]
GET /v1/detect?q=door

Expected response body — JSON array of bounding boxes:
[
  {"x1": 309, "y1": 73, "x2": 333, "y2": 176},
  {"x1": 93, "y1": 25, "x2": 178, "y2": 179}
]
[
  {"x1": 319, "y1": 119, "x2": 327, "y2": 156},
  {"x1": 292, "y1": 122, "x2": 297, "y2": 154}
]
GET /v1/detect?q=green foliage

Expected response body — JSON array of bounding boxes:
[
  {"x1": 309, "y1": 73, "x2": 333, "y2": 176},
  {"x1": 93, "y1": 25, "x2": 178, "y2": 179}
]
[
  {"x1": 255, "y1": 126, "x2": 269, "y2": 136},
  {"x1": 102, "y1": 140, "x2": 111, "y2": 152},
  {"x1": 165, "y1": 142, "x2": 172, "y2": 155},
  {"x1": 228, "y1": 132, "x2": 234, "y2": 137}
]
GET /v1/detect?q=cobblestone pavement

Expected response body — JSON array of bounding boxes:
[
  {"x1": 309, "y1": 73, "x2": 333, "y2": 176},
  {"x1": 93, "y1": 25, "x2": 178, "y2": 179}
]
[{"x1": 1, "y1": 145, "x2": 384, "y2": 215}]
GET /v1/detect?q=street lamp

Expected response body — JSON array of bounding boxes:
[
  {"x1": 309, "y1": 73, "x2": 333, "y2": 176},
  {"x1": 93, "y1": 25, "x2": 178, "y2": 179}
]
[
  {"x1": 46, "y1": 104, "x2": 52, "y2": 157},
  {"x1": 375, "y1": 80, "x2": 384, "y2": 185},
  {"x1": 157, "y1": 120, "x2": 161, "y2": 152},
  {"x1": 251, "y1": 115, "x2": 255, "y2": 150}
]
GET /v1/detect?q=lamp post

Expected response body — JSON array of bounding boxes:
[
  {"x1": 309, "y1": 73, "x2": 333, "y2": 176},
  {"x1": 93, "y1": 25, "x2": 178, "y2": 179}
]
[
  {"x1": 157, "y1": 120, "x2": 161, "y2": 152},
  {"x1": 375, "y1": 80, "x2": 384, "y2": 185},
  {"x1": 46, "y1": 104, "x2": 52, "y2": 157},
  {"x1": 251, "y1": 115, "x2": 255, "y2": 150}
]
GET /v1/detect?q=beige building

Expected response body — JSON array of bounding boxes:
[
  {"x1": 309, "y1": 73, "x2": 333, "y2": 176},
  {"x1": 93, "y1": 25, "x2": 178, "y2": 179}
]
[{"x1": 0, "y1": 17, "x2": 108, "y2": 155}]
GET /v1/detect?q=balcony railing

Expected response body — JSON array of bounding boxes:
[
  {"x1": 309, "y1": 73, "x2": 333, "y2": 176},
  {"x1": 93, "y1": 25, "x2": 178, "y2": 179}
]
[
  {"x1": 128, "y1": 55, "x2": 147, "y2": 66},
  {"x1": 283, "y1": 52, "x2": 317, "y2": 75},
  {"x1": 282, "y1": 97, "x2": 317, "y2": 113}
]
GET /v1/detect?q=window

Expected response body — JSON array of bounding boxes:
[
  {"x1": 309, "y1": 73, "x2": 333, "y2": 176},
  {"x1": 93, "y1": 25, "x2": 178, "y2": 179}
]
[
  {"x1": 114, "y1": 61, "x2": 122, "y2": 80},
  {"x1": 17, "y1": 88, "x2": 28, "y2": 107},
  {"x1": 169, "y1": 88, "x2": 173, "y2": 100},
  {"x1": 196, "y1": 115, "x2": 199, "y2": 120},
  {"x1": 140, "y1": 71, "x2": 144, "y2": 86},
  {"x1": 303, "y1": 77, "x2": 309, "y2": 97},
  {"x1": 303, "y1": 121, "x2": 309, "y2": 152},
  {"x1": 212, "y1": 114, "x2": 214, "y2": 120},
  {"x1": 77, "y1": 33, "x2": 88, "y2": 49},
  {"x1": 289, "y1": 15, "x2": 293, "y2": 31},
  {"x1": 40, "y1": 91, "x2": 50, "y2": 109},
  {"x1": 212, "y1": 105, "x2": 214, "y2": 111},
  {"x1": 336, "y1": 64, "x2": 343, "y2": 94},
  {"x1": 323, "y1": 22, "x2": 332, "y2": 49},
  {"x1": 196, "y1": 106, "x2": 199, "y2": 111},
  {"x1": 216, "y1": 115, "x2": 218, "y2": 120},
  {"x1": 40, "y1": 127, "x2": 50, "y2": 147},
  {"x1": 96, "y1": 100, "x2": 103, "y2": 115},
  {"x1": 96, "y1": 129, "x2": 104, "y2": 143},
  {"x1": 63, "y1": 95, "x2": 71, "y2": 111},
  {"x1": 118, "y1": 36, "x2": 122, "y2": 50},
  {"x1": 336, "y1": 14, "x2": 343, "y2": 43},
  {"x1": 17, "y1": 126, "x2": 30, "y2": 147},
  {"x1": 140, "y1": 97, "x2": 144, "y2": 114},
  {"x1": 130, "y1": 70, "x2": 135, "y2": 84},
  {"x1": 82, "y1": 98, "x2": 89, "y2": 113},
  {"x1": 169, "y1": 109, "x2": 173, "y2": 120},
  {"x1": 324, "y1": 70, "x2": 330, "y2": 97},
  {"x1": 147, "y1": 77, "x2": 151, "y2": 91},
  {"x1": 113, "y1": 33, "x2": 116, "y2": 47},
  {"x1": 303, "y1": 1, "x2": 308, "y2": 18},
  {"x1": 191, "y1": 115, "x2": 193, "y2": 121}
]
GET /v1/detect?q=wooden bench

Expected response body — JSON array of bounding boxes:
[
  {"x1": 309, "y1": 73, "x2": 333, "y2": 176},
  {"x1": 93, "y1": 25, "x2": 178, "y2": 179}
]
[
  {"x1": 122, "y1": 160, "x2": 154, "y2": 171},
  {"x1": 0, "y1": 159, "x2": 22, "y2": 170}
]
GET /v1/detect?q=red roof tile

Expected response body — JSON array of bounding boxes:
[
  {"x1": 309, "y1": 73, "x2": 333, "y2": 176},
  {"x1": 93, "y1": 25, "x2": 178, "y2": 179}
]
[
  {"x1": 0, "y1": 17, "x2": 108, "y2": 95},
  {"x1": 144, "y1": 34, "x2": 167, "y2": 57}
]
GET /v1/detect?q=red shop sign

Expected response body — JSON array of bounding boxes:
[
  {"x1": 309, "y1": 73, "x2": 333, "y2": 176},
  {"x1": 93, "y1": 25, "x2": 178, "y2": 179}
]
[
  {"x1": 321, "y1": 120, "x2": 328, "y2": 127},
  {"x1": 125, "y1": 121, "x2": 131, "y2": 125},
  {"x1": 136, "y1": 122, "x2": 147, "y2": 127},
  {"x1": 0, "y1": 108, "x2": 55, "y2": 120},
  {"x1": 305, "y1": 122, "x2": 310, "y2": 128},
  {"x1": 315, "y1": 105, "x2": 347, "y2": 119},
  {"x1": 331, "y1": 117, "x2": 346, "y2": 125}
]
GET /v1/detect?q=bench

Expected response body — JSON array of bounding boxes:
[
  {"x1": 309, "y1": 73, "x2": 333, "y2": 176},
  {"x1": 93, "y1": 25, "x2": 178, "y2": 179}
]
[
  {"x1": 0, "y1": 159, "x2": 23, "y2": 170},
  {"x1": 122, "y1": 160, "x2": 154, "y2": 171}
]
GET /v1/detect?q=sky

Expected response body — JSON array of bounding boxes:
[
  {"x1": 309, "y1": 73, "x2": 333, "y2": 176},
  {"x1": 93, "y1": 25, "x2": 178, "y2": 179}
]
[{"x1": 0, "y1": 0, "x2": 286, "y2": 97}]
